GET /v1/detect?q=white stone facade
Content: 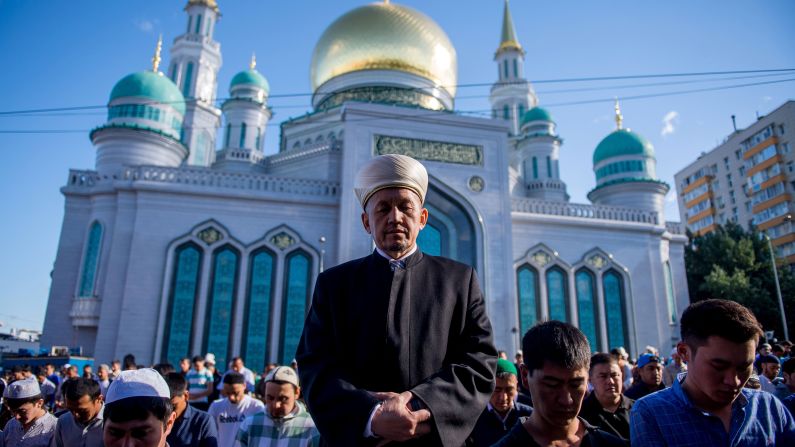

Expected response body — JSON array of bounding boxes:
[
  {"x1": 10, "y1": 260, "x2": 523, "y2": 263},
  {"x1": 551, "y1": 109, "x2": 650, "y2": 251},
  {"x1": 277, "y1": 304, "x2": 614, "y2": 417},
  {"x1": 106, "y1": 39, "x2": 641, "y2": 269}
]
[{"x1": 40, "y1": 1, "x2": 689, "y2": 367}]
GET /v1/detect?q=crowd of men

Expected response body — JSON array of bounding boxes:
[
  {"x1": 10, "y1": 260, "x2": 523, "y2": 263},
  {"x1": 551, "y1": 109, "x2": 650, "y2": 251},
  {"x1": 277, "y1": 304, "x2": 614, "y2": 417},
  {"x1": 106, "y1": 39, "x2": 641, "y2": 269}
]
[{"x1": 3, "y1": 155, "x2": 795, "y2": 445}]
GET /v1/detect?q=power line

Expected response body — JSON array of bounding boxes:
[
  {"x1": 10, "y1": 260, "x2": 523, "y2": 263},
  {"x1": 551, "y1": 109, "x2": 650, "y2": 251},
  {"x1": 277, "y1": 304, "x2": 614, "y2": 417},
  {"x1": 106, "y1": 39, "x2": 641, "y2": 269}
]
[
  {"x1": 0, "y1": 68, "x2": 792, "y2": 117},
  {"x1": 0, "y1": 76, "x2": 792, "y2": 134}
]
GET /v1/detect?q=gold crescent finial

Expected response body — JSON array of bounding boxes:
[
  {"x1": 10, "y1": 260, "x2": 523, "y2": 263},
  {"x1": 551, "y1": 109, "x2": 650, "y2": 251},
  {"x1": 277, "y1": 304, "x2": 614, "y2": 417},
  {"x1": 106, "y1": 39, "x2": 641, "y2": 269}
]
[
  {"x1": 614, "y1": 97, "x2": 623, "y2": 130},
  {"x1": 152, "y1": 34, "x2": 163, "y2": 73},
  {"x1": 249, "y1": 53, "x2": 257, "y2": 71}
]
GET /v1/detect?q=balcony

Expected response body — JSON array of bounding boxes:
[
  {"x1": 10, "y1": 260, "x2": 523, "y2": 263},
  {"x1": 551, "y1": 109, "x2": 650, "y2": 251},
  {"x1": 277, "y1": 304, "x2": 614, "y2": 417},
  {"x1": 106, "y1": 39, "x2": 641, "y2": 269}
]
[{"x1": 70, "y1": 297, "x2": 101, "y2": 327}]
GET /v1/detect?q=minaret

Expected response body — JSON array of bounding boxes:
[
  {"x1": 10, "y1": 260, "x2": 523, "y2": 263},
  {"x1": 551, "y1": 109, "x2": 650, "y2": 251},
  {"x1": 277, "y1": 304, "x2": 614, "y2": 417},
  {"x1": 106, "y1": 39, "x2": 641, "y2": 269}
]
[
  {"x1": 489, "y1": 0, "x2": 537, "y2": 136},
  {"x1": 588, "y1": 100, "x2": 670, "y2": 221},
  {"x1": 92, "y1": 37, "x2": 187, "y2": 175},
  {"x1": 511, "y1": 107, "x2": 568, "y2": 201},
  {"x1": 167, "y1": 0, "x2": 223, "y2": 167},
  {"x1": 214, "y1": 55, "x2": 272, "y2": 172}
]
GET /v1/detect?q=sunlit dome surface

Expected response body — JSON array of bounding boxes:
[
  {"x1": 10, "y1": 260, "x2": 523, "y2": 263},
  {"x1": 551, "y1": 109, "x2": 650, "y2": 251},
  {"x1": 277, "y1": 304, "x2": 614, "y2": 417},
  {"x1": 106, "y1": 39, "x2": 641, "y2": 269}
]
[{"x1": 310, "y1": 2, "x2": 458, "y2": 97}]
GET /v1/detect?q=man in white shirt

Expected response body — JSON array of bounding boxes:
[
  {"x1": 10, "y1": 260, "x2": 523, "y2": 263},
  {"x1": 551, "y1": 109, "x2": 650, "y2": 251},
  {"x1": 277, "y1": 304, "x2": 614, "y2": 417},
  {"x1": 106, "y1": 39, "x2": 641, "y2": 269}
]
[{"x1": 208, "y1": 372, "x2": 264, "y2": 447}]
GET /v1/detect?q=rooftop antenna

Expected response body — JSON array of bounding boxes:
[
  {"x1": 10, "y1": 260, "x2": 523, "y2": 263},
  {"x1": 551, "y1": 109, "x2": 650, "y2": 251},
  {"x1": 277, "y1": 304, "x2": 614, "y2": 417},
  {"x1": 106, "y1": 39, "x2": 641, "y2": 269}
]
[{"x1": 731, "y1": 115, "x2": 737, "y2": 132}]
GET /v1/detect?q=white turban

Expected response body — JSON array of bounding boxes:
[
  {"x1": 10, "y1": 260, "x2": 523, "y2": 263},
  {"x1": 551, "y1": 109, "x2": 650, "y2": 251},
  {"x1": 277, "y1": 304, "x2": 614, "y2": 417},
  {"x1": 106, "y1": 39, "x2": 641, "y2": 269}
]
[{"x1": 354, "y1": 154, "x2": 428, "y2": 208}]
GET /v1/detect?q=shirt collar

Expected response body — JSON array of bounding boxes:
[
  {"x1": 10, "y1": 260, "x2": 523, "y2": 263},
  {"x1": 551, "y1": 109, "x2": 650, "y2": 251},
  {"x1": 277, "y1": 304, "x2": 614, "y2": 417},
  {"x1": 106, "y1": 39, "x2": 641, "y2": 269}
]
[
  {"x1": 674, "y1": 373, "x2": 749, "y2": 414},
  {"x1": 375, "y1": 244, "x2": 417, "y2": 262}
]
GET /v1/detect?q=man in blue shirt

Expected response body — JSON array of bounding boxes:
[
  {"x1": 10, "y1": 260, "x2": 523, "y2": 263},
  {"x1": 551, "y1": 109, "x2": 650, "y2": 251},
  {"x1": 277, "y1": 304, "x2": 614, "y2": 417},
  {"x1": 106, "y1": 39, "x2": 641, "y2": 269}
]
[
  {"x1": 164, "y1": 372, "x2": 218, "y2": 447},
  {"x1": 631, "y1": 299, "x2": 795, "y2": 446}
]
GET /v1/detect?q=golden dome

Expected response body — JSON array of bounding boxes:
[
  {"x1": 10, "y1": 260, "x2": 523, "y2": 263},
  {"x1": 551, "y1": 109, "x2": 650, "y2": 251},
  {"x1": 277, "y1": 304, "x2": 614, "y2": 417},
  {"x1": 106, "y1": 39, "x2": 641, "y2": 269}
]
[{"x1": 310, "y1": 2, "x2": 457, "y2": 97}]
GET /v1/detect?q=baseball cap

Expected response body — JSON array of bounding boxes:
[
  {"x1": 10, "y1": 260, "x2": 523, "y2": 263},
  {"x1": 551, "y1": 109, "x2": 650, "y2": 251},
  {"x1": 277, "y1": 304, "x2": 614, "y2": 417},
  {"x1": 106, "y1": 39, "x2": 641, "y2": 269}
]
[
  {"x1": 105, "y1": 368, "x2": 170, "y2": 404},
  {"x1": 204, "y1": 353, "x2": 216, "y2": 365},
  {"x1": 263, "y1": 366, "x2": 299, "y2": 388},
  {"x1": 3, "y1": 378, "x2": 41, "y2": 399},
  {"x1": 637, "y1": 353, "x2": 661, "y2": 368},
  {"x1": 759, "y1": 354, "x2": 781, "y2": 365}
]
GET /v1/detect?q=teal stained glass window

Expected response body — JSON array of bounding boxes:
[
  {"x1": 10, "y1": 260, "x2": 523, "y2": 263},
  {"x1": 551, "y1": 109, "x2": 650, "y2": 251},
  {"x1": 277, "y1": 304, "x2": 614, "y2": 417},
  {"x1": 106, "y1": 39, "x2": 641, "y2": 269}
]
[
  {"x1": 517, "y1": 265, "x2": 538, "y2": 335},
  {"x1": 575, "y1": 270, "x2": 599, "y2": 351},
  {"x1": 203, "y1": 247, "x2": 239, "y2": 371},
  {"x1": 225, "y1": 123, "x2": 231, "y2": 148},
  {"x1": 603, "y1": 270, "x2": 627, "y2": 350},
  {"x1": 183, "y1": 63, "x2": 194, "y2": 98},
  {"x1": 518, "y1": 104, "x2": 525, "y2": 119},
  {"x1": 664, "y1": 262, "x2": 677, "y2": 324},
  {"x1": 195, "y1": 132, "x2": 208, "y2": 165},
  {"x1": 280, "y1": 251, "x2": 311, "y2": 365},
  {"x1": 503, "y1": 105, "x2": 510, "y2": 120},
  {"x1": 503, "y1": 60, "x2": 509, "y2": 79},
  {"x1": 78, "y1": 222, "x2": 103, "y2": 298},
  {"x1": 255, "y1": 127, "x2": 262, "y2": 151},
  {"x1": 239, "y1": 123, "x2": 247, "y2": 149},
  {"x1": 532, "y1": 157, "x2": 538, "y2": 179},
  {"x1": 546, "y1": 267, "x2": 568, "y2": 322},
  {"x1": 195, "y1": 14, "x2": 202, "y2": 34},
  {"x1": 164, "y1": 243, "x2": 202, "y2": 366},
  {"x1": 417, "y1": 224, "x2": 442, "y2": 256},
  {"x1": 187, "y1": 16, "x2": 192, "y2": 34},
  {"x1": 243, "y1": 249, "x2": 275, "y2": 371},
  {"x1": 513, "y1": 59, "x2": 518, "y2": 78},
  {"x1": 546, "y1": 156, "x2": 552, "y2": 177}
]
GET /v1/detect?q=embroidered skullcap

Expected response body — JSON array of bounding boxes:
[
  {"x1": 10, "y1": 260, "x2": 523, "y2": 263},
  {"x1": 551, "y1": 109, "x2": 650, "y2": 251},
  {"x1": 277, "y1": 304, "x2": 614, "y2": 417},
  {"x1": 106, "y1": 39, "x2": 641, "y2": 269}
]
[
  {"x1": 496, "y1": 359, "x2": 518, "y2": 376},
  {"x1": 3, "y1": 378, "x2": 41, "y2": 399},
  {"x1": 105, "y1": 368, "x2": 170, "y2": 404},
  {"x1": 354, "y1": 154, "x2": 428, "y2": 208}
]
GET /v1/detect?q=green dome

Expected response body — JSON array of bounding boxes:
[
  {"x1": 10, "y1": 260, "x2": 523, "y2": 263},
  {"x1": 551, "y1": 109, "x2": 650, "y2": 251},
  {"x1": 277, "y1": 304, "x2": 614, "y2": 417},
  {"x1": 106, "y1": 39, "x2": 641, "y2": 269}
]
[
  {"x1": 230, "y1": 69, "x2": 270, "y2": 93},
  {"x1": 593, "y1": 129, "x2": 655, "y2": 165},
  {"x1": 520, "y1": 107, "x2": 552, "y2": 125},
  {"x1": 109, "y1": 71, "x2": 185, "y2": 115}
]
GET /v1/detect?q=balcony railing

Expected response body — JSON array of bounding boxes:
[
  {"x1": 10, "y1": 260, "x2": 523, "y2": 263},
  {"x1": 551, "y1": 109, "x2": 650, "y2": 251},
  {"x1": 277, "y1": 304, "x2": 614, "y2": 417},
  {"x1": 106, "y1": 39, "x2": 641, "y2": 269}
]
[{"x1": 512, "y1": 197, "x2": 660, "y2": 225}]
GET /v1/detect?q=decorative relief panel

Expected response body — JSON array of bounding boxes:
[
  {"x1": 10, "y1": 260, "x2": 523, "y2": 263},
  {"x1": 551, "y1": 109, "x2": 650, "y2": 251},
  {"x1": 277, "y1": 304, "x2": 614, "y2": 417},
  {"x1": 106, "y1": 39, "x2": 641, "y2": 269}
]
[
  {"x1": 374, "y1": 135, "x2": 483, "y2": 166},
  {"x1": 468, "y1": 176, "x2": 485, "y2": 193},
  {"x1": 532, "y1": 251, "x2": 551, "y2": 267},
  {"x1": 271, "y1": 232, "x2": 296, "y2": 250},
  {"x1": 586, "y1": 254, "x2": 608, "y2": 270},
  {"x1": 198, "y1": 227, "x2": 223, "y2": 245}
]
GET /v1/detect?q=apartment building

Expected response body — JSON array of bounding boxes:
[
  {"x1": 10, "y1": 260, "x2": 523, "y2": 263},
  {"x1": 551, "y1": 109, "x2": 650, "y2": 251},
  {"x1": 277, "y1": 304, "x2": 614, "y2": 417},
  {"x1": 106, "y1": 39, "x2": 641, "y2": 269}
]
[{"x1": 675, "y1": 100, "x2": 795, "y2": 261}]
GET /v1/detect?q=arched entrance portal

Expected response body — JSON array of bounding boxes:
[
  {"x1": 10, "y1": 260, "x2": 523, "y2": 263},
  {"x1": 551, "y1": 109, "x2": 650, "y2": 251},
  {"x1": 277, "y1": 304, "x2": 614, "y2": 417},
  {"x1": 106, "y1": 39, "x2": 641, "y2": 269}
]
[{"x1": 416, "y1": 183, "x2": 478, "y2": 269}]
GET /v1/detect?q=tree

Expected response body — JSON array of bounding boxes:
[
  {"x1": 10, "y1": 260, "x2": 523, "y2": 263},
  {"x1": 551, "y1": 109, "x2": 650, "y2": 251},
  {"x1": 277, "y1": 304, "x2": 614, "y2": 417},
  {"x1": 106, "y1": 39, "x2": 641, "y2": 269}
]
[{"x1": 685, "y1": 222, "x2": 795, "y2": 340}]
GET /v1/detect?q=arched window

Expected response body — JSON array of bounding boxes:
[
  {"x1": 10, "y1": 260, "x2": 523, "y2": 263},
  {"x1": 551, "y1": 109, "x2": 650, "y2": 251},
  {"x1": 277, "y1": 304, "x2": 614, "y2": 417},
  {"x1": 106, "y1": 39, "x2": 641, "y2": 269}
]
[
  {"x1": 255, "y1": 127, "x2": 262, "y2": 151},
  {"x1": 243, "y1": 248, "x2": 275, "y2": 370},
  {"x1": 513, "y1": 59, "x2": 518, "y2": 78},
  {"x1": 194, "y1": 14, "x2": 202, "y2": 34},
  {"x1": 503, "y1": 60, "x2": 509, "y2": 79},
  {"x1": 664, "y1": 261, "x2": 677, "y2": 324},
  {"x1": 532, "y1": 157, "x2": 538, "y2": 179},
  {"x1": 225, "y1": 124, "x2": 231, "y2": 148},
  {"x1": 417, "y1": 224, "x2": 442, "y2": 256},
  {"x1": 575, "y1": 269, "x2": 599, "y2": 351},
  {"x1": 182, "y1": 63, "x2": 194, "y2": 98},
  {"x1": 239, "y1": 123, "x2": 247, "y2": 149},
  {"x1": 280, "y1": 251, "x2": 312, "y2": 364},
  {"x1": 203, "y1": 246, "x2": 240, "y2": 371},
  {"x1": 187, "y1": 16, "x2": 192, "y2": 34},
  {"x1": 516, "y1": 265, "x2": 539, "y2": 335},
  {"x1": 546, "y1": 267, "x2": 568, "y2": 322},
  {"x1": 546, "y1": 156, "x2": 552, "y2": 177},
  {"x1": 518, "y1": 104, "x2": 525, "y2": 119},
  {"x1": 503, "y1": 105, "x2": 510, "y2": 120},
  {"x1": 603, "y1": 270, "x2": 628, "y2": 350},
  {"x1": 169, "y1": 63, "x2": 178, "y2": 82},
  {"x1": 163, "y1": 243, "x2": 202, "y2": 366},
  {"x1": 78, "y1": 221, "x2": 103, "y2": 298}
]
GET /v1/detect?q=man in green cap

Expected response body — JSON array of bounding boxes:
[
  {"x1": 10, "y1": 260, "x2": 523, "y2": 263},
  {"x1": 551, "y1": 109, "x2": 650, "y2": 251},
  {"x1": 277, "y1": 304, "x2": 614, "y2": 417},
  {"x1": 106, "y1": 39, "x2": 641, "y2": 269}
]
[{"x1": 466, "y1": 359, "x2": 532, "y2": 446}]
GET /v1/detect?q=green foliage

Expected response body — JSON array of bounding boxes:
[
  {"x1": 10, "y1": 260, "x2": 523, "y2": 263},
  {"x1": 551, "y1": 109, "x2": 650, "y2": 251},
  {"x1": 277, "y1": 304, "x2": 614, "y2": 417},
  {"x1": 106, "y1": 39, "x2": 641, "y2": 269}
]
[{"x1": 685, "y1": 222, "x2": 795, "y2": 340}]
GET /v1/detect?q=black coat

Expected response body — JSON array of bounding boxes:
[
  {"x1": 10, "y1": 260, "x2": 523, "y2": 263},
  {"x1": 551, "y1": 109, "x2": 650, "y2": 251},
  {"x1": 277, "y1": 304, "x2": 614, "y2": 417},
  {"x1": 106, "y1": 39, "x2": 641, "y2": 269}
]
[
  {"x1": 466, "y1": 402, "x2": 533, "y2": 446},
  {"x1": 296, "y1": 250, "x2": 497, "y2": 446}
]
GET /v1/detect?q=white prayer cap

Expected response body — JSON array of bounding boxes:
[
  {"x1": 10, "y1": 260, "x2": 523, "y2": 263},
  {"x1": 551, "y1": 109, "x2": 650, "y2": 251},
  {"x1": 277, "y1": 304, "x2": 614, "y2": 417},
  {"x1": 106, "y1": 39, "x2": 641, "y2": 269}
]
[
  {"x1": 264, "y1": 366, "x2": 300, "y2": 388},
  {"x1": 354, "y1": 154, "x2": 428, "y2": 209},
  {"x1": 204, "y1": 353, "x2": 216, "y2": 365},
  {"x1": 105, "y1": 368, "x2": 170, "y2": 404},
  {"x1": 3, "y1": 378, "x2": 41, "y2": 399}
]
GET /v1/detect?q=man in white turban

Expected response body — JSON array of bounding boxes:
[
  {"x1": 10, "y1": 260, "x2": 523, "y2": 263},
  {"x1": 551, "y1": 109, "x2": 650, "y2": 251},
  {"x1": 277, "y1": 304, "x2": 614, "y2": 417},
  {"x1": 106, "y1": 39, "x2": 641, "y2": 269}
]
[{"x1": 297, "y1": 154, "x2": 497, "y2": 447}]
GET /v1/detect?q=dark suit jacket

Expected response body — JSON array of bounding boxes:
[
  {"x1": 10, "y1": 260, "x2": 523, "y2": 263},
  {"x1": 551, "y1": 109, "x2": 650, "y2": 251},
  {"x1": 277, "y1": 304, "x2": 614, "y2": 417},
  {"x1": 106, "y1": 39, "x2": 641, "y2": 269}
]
[{"x1": 296, "y1": 249, "x2": 497, "y2": 446}]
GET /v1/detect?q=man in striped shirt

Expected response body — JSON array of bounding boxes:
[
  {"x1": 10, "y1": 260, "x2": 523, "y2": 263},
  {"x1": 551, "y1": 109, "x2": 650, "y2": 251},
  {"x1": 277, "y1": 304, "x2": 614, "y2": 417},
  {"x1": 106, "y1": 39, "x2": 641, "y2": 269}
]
[
  {"x1": 186, "y1": 355, "x2": 215, "y2": 411},
  {"x1": 236, "y1": 366, "x2": 320, "y2": 447}
]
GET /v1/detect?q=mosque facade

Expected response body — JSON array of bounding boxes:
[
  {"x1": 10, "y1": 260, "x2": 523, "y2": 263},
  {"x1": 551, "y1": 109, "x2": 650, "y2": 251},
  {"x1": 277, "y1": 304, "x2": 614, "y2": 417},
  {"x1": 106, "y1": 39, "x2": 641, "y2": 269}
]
[{"x1": 41, "y1": 0, "x2": 689, "y2": 369}]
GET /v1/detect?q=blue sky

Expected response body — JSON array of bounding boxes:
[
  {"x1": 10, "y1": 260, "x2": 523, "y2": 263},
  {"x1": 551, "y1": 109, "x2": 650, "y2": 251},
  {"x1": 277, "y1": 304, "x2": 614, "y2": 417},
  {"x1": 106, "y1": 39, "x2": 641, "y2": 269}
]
[{"x1": 0, "y1": 0, "x2": 793, "y2": 332}]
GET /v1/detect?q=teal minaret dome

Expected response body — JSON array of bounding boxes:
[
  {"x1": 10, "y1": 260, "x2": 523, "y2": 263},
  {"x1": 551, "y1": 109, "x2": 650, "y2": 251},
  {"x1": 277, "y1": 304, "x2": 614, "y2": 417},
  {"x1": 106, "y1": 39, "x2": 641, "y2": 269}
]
[
  {"x1": 229, "y1": 54, "x2": 270, "y2": 103},
  {"x1": 588, "y1": 100, "x2": 669, "y2": 220},
  {"x1": 512, "y1": 105, "x2": 568, "y2": 201},
  {"x1": 519, "y1": 106, "x2": 555, "y2": 137},
  {"x1": 215, "y1": 54, "x2": 272, "y2": 173},
  {"x1": 91, "y1": 37, "x2": 189, "y2": 175}
]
